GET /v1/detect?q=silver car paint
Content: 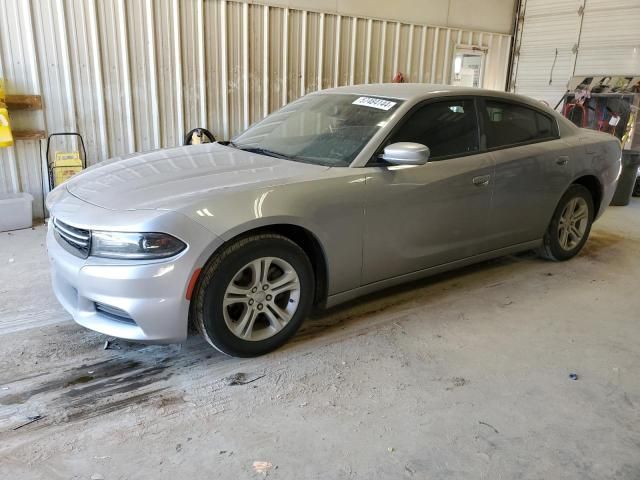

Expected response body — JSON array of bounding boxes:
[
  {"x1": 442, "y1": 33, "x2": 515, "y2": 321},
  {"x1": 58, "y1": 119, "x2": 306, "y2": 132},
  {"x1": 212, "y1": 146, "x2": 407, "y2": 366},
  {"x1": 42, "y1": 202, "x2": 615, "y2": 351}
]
[
  {"x1": 361, "y1": 151, "x2": 495, "y2": 283},
  {"x1": 46, "y1": 84, "x2": 622, "y2": 343},
  {"x1": 46, "y1": 193, "x2": 222, "y2": 342}
]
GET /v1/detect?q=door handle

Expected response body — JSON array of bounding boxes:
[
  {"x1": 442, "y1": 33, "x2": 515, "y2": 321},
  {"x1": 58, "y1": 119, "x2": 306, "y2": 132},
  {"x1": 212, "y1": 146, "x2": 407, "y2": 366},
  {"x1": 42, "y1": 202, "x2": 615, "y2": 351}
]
[
  {"x1": 472, "y1": 175, "x2": 491, "y2": 187},
  {"x1": 556, "y1": 156, "x2": 569, "y2": 166}
]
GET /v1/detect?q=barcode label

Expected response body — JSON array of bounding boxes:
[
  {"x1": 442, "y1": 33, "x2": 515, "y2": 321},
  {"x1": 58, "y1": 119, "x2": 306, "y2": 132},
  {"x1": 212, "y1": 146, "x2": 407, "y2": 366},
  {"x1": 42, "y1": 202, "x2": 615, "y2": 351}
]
[{"x1": 352, "y1": 96, "x2": 397, "y2": 111}]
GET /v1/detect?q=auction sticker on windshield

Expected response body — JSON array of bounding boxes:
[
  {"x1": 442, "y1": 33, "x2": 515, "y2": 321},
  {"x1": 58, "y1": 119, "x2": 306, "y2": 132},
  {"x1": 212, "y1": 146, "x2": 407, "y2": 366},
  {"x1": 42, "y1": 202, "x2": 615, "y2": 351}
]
[{"x1": 352, "y1": 97, "x2": 397, "y2": 111}]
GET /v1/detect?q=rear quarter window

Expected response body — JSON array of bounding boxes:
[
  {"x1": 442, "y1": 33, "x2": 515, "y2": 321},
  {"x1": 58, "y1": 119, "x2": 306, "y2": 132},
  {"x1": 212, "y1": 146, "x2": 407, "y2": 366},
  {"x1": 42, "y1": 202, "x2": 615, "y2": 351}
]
[{"x1": 484, "y1": 100, "x2": 557, "y2": 149}]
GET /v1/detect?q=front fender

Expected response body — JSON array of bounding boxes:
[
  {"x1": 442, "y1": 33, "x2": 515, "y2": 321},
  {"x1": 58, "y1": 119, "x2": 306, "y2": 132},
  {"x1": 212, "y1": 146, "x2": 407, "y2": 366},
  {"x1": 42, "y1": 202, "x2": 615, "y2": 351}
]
[{"x1": 176, "y1": 173, "x2": 366, "y2": 296}]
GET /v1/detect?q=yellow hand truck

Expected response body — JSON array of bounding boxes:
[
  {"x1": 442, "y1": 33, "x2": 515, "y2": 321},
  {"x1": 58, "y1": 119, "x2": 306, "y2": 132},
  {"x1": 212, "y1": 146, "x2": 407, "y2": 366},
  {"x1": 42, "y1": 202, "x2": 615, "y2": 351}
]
[{"x1": 46, "y1": 132, "x2": 87, "y2": 190}]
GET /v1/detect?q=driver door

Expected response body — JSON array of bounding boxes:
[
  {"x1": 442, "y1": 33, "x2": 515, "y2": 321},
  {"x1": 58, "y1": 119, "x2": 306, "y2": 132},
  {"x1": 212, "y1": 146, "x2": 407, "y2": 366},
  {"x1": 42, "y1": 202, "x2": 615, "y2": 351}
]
[{"x1": 362, "y1": 97, "x2": 495, "y2": 284}]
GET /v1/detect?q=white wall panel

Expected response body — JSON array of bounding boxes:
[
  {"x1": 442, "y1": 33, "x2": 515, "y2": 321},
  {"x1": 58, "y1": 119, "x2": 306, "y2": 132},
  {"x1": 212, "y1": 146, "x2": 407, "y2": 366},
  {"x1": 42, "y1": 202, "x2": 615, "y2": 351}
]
[
  {"x1": 154, "y1": 0, "x2": 182, "y2": 148},
  {"x1": 0, "y1": 0, "x2": 511, "y2": 220},
  {"x1": 66, "y1": 0, "x2": 108, "y2": 161},
  {"x1": 127, "y1": 0, "x2": 160, "y2": 152},
  {"x1": 96, "y1": 0, "x2": 134, "y2": 156},
  {"x1": 0, "y1": 0, "x2": 46, "y2": 218}
]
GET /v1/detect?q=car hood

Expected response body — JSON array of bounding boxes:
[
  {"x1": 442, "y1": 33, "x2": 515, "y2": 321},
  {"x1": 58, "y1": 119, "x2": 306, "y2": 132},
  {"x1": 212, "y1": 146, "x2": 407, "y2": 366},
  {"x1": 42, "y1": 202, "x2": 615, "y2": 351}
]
[{"x1": 64, "y1": 143, "x2": 330, "y2": 211}]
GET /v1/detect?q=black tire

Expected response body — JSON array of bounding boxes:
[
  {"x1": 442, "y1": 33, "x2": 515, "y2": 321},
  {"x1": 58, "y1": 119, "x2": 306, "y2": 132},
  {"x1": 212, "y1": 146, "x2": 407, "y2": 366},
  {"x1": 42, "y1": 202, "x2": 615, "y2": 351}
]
[
  {"x1": 538, "y1": 184, "x2": 594, "y2": 261},
  {"x1": 633, "y1": 177, "x2": 640, "y2": 197},
  {"x1": 192, "y1": 233, "x2": 314, "y2": 357}
]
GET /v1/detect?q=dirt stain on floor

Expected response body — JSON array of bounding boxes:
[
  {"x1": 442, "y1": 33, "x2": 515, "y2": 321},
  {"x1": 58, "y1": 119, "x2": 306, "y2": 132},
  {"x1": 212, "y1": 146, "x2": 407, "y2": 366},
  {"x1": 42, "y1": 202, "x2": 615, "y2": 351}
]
[
  {"x1": 63, "y1": 374, "x2": 95, "y2": 387},
  {"x1": 0, "y1": 359, "x2": 144, "y2": 405},
  {"x1": 0, "y1": 356, "x2": 175, "y2": 429},
  {"x1": 581, "y1": 231, "x2": 627, "y2": 258},
  {"x1": 65, "y1": 387, "x2": 171, "y2": 422}
]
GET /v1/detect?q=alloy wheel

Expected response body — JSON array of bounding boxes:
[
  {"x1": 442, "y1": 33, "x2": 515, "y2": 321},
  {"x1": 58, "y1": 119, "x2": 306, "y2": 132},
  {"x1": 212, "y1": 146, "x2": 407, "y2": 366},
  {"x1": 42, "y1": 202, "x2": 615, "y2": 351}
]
[
  {"x1": 222, "y1": 257, "x2": 301, "y2": 341},
  {"x1": 557, "y1": 196, "x2": 589, "y2": 251}
]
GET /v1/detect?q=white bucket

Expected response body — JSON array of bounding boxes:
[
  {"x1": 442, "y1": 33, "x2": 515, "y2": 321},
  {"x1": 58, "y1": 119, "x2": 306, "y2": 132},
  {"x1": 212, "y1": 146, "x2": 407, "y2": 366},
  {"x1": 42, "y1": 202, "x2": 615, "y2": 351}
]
[{"x1": 0, "y1": 192, "x2": 33, "y2": 231}]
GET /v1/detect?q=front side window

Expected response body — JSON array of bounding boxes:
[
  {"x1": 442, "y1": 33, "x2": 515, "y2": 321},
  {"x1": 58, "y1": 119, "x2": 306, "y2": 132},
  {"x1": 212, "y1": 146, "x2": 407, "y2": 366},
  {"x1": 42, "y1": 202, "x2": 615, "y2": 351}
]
[
  {"x1": 232, "y1": 94, "x2": 403, "y2": 166},
  {"x1": 386, "y1": 99, "x2": 479, "y2": 159},
  {"x1": 484, "y1": 100, "x2": 557, "y2": 148}
]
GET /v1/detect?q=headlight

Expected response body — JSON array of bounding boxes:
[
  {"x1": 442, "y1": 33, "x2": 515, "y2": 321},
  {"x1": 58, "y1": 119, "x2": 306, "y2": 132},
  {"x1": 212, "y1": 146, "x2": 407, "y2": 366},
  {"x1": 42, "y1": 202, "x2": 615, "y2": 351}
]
[{"x1": 90, "y1": 231, "x2": 187, "y2": 260}]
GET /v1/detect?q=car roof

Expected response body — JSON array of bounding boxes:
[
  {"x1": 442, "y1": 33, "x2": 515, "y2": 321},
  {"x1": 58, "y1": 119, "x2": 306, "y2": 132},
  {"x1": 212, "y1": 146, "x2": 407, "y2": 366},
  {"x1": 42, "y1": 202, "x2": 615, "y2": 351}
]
[{"x1": 316, "y1": 83, "x2": 551, "y2": 110}]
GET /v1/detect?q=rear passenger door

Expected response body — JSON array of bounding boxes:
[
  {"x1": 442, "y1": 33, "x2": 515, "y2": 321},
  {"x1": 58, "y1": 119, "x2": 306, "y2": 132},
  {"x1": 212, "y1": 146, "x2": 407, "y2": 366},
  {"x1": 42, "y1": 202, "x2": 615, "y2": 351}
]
[{"x1": 480, "y1": 98, "x2": 573, "y2": 248}]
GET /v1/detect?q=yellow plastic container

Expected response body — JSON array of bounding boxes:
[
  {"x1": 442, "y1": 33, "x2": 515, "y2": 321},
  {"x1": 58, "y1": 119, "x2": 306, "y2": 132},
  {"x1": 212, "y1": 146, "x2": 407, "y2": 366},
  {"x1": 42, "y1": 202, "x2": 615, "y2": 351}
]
[
  {"x1": 0, "y1": 105, "x2": 13, "y2": 148},
  {"x1": 52, "y1": 151, "x2": 83, "y2": 186},
  {"x1": 0, "y1": 79, "x2": 14, "y2": 148}
]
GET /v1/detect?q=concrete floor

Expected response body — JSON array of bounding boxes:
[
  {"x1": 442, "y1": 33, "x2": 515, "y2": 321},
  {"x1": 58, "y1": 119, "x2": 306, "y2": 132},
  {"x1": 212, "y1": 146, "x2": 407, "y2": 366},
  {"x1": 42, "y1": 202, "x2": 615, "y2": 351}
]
[{"x1": 0, "y1": 201, "x2": 639, "y2": 479}]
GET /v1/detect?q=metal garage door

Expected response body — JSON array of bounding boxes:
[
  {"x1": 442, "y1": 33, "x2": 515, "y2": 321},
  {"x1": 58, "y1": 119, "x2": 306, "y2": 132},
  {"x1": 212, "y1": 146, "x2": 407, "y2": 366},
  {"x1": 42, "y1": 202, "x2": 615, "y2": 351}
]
[
  {"x1": 511, "y1": 0, "x2": 640, "y2": 108},
  {"x1": 574, "y1": 0, "x2": 640, "y2": 75},
  {"x1": 511, "y1": 0, "x2": 583, "y2": 107}
]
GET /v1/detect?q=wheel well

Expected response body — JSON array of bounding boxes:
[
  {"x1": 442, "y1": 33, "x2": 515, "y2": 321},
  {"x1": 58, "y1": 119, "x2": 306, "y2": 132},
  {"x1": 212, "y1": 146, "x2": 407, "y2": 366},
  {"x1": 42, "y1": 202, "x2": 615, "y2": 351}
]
[
  {"x1": 227, "y1": 224, "x2": 329, "y2": 307},
  {"x1": 573, "y1": 175, "x2": 602, "y2": 217}
]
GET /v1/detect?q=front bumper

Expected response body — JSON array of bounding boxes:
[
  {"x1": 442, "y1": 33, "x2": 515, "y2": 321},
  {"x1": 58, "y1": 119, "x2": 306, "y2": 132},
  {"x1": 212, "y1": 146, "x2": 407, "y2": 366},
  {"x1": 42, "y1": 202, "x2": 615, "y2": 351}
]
[{"x1": 46, "y1": 206, "x2": 222, "y2": 343}]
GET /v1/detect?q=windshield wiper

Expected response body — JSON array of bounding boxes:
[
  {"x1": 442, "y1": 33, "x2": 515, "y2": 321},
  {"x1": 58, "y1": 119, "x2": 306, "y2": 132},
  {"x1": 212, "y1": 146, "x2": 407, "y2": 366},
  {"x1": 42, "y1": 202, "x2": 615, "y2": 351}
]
[{"x1": 234, "y1": 145, "x2": 292, "y2": 160}]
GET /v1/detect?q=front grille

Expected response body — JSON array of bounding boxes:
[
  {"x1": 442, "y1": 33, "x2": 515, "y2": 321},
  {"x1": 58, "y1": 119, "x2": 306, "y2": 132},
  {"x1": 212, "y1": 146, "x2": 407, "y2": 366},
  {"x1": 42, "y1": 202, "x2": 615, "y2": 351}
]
[
  {"x1": 53, "y1": 217, "x2": 91, "y2": 258},
  {"x1": 95, "y1": 302, "x2": 136, "y2": 325}
]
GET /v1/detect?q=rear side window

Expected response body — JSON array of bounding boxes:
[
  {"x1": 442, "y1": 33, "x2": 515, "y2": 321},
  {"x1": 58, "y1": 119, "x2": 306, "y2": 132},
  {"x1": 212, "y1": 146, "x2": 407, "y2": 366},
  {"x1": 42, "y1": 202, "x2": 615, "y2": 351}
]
[
  {"x1": 388, "y1": 99, "x2": 479, "y2": 159},
  {"x1": 484, "y1": 100, "x2": 557, "y2": 148}
]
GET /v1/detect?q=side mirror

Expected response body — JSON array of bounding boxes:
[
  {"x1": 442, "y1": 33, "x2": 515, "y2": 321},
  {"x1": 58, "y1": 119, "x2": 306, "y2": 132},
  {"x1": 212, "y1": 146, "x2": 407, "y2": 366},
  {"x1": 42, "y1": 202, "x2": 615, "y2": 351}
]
[{"x1": 380, "y1": 142, "x2": 430, "y2": 165}]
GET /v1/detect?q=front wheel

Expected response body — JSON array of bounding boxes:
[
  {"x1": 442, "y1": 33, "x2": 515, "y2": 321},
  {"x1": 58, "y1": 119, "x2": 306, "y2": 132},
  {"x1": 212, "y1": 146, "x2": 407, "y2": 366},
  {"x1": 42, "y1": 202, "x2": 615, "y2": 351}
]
[
  {"x1": 192, "y1": 233, "x2": 315, "y2": 357},
  {"x1": 538, "y1": 184, "x2": 594, "y2": 261}
]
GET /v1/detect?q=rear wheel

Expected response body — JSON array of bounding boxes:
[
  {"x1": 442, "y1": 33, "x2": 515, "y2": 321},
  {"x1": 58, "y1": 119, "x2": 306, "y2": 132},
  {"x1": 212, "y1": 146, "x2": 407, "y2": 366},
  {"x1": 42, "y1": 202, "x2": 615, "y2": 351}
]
[
  {"x1": 538, "y1": 184, "x2": 594, "y2": 261},
  {"x1": 193, "y1": 233, "x2": 314, "y2": 357}
]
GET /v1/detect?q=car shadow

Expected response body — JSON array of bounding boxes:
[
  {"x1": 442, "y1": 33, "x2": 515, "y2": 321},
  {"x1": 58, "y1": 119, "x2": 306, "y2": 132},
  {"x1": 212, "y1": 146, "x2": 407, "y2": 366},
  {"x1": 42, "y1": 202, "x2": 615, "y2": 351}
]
[
  {"x1": 81, "y1": 230, "x2": 624, "y2": 359},
  {"x1": 294, "y1": 251, "x2": 539, "y2": 343}
]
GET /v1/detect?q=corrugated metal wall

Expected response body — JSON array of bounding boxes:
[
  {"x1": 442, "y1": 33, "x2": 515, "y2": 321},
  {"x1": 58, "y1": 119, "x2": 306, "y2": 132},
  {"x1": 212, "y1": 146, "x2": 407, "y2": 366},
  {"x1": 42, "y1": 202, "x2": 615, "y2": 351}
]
[{"x1": 0, "y1": 0, "x2": 512, "y2": 219}]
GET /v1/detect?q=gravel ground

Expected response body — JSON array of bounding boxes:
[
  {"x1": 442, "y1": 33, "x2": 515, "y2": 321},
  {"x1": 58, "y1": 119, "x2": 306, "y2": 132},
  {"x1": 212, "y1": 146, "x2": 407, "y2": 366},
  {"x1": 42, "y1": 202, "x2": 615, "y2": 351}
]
[{"x1": 0, "y1": 201, "x2": 639, "y2": 479}]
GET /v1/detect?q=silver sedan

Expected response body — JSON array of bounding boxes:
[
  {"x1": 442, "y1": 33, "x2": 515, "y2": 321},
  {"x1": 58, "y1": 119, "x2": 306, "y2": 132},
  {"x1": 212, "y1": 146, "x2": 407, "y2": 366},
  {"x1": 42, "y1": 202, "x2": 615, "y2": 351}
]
[{"x1": 46, "y1": 84, "x2": 622, "y2": 357}]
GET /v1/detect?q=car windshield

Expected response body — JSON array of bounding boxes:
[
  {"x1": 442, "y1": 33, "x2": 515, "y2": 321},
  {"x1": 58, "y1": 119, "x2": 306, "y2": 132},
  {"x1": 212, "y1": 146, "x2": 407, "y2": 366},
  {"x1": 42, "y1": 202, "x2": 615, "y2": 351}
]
[{"x1": 230, "y1": 93, "x2": 403, "y2": 166}]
